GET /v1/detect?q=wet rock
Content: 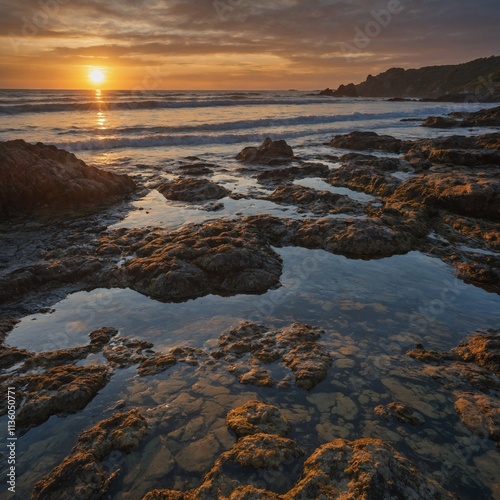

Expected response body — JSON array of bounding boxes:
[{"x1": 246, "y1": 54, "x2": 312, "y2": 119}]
[
  {"x1": 158, "y1": 178, "x2": 229, "y2": 202},
  {"x1": 239, "y1": 368, "x2": 276, "y2": 387},
  {"x1": 0, "y1": 317, "x2": 19, "y2": 343},
  {"x1": 423, "y1": 106, "x2": 500, "y2": 128},
  {"x1": 330, "y1": 131, "x2": 405, "y2": 153},
  {"x1": 452, "y1": 255, "x2": 500, "y2": 294},
  {"x1": 103, "y1": 220, "x2": 283, "y2": 302},
  {"x1": 16, "y1": 364, "x2": 112, "y2": 431},
  {"x1": 409, "y1": 329, "x2": 500, "y2": 443},
  {"x1": 375, "y1": 401, "x2": 425, "y2": 425},
  {"x1": 223, "y1": 433, "x2": 303, "y2": 469},
  {"x1": 237, "y1": 138, "x2": 294, "y2": 163},
  {"x1": 0, "y1": 140, "x2": 135, "y2": 216},
  {"x1": 422, "y1": 116, "x2": 461, "y2": 128},
  {"x1": 283, "y1": 343, "x2": 332, "y2": 390},
  {"x1": 329, "y1": 162, "x2": 401, "y2": 198},
  {"x1": 388, "y1": 169, "x2": 500, "y2": 220},
  {"x1": 213, "y1": 322, "x2": 331, "y2": 390},
  {"x1": 291, "y1": 216, "x2": 420, "y2": 258},
  {"x1": 226, "y1": 400, "x2": 291, "y2": 438},
  {"x1": 33, "y1": 410, "x2": 147, "y2": 499},
  {"x1": 453, "y1": 329, "x2": 500, "y2": 376},
  {"x1": 32, "y1": 451, "x2": 118, "y2": 500},
  {"x1": 286, "y1": 438, "x2": 454, "y2": 499},
  {"x1": 454, "y1": 393, "x2": 500, "y2": 441},
  {"x1": 403, "y1": 133, "x2": 500, "y2": 168},
  {"x1": 0, "y1": 346, "x2": 32, "y2": 369},
  {"x1": 138, "y1": 354, "x2": 177, "y2": 376},
  {"x1": 265, "y1": 184, "x2": 364, "y2": 214},
  {"x1": 102, "y1": 336, "x2": 154, "y2": 367}
]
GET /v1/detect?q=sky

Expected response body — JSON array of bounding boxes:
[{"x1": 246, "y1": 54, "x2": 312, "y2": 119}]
[{"x1": 0, "y1": 0, "x2": 499, "y2": 90}]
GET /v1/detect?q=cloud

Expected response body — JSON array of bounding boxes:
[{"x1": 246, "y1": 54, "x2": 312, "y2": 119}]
[{"x1": 0, "y1": 0, "x2": 498, "y2": 88}]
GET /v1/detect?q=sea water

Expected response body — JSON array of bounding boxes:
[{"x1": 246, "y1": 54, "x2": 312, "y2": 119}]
[{"x1": 1, "y1": 90, "x2": 499, "y2": 498}]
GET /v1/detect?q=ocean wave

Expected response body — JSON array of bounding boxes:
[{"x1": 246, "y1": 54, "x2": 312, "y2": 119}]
[
  {"x1": 0, "y1": 96, "x2": 333, "y2": 115},
  {"x1": 53, "y1": 107, "x2": 462, "y2": 137}
]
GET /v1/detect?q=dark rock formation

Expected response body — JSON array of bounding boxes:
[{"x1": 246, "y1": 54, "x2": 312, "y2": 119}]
[
  {"x1": 265, "y1": 184, "x2": 364, "y2": 214},
  {"x1": 0, "y1": 140, "x2": 135, "y2": 216},
  {"x1": 102, "y1": 220, "x2": 283, "y2": 302},
  {"x1": 157, "y1": 178, "x2": 229, "y2": 202},
  {"x1": 330, "y1": 131, "x2": 405, "y2": 153},
  {"x1": 16, "y1": 364, "x2": 112, "y2": 431},
  {"x1": 340, "y1": 56, "x2": 500, "y2": 100},
  {"x1": 408, "y1": 329, "x2": 500, "y2": 441},
  {"x1": 320, "y1": 83, "x2": 358, "y2": 97},
  {"x1": 236, "y1": 138, "x2": 294, "y2": 163},
  {"x1": 213, "y1": 322, "x2": 332, "y2": 391},
  {"x1": 285, "y1": 438, "x2": 454, "y2": 499},
  {"x1": 389, "y1": 170, "x2": 500, "y2": 220},
  {"x1": 226, "y1": 401, "x2": 291, "y2": 438},
  {"x1": 33, "y1": 410, "x2": 147, "y2": 499},
  {"x1": 375, "y1": 402, "x2": 425, "y2": 425},
  {"x1": 144, "y1": 402, "x2": 452, "y2": 499},
  {"x1": 423, "y1": 106, "x2": 500, "y2": 128}
]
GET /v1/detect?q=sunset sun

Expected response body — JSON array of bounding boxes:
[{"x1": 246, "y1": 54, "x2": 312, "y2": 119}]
[{"x1": 88, "y1": 68, "x2": 106, "y2": 86}]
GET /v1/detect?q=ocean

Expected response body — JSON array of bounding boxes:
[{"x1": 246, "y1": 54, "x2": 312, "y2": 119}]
[{"x1": 1, "y1": 90, "x2": 500, "y2": 498}]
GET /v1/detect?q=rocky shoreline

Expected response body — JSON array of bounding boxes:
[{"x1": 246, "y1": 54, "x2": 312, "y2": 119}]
[{"x1": 0, "y1": 106, "x2": 499, "y2": 498}]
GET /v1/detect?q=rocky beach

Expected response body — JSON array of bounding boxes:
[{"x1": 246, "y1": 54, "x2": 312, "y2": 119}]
[{"x1": 1, "y1": 102, "x2": 500, "y2": 499}]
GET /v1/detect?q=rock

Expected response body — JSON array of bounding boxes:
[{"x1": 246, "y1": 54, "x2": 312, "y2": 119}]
[
  {"x1": 138, "y1": 354, "x2": 177, "y2": 376},
  {"x1": 265, "y1": 184, "x2": 364, "y2": 214},
  {"x1": 102, "y1": 336, "x2": 154, "y2": 367},
  {"x1": 291, "y1": 216, "x2": 420, "y2": 258},
  {"x1": 283, "y1": 342, "x2": 332, "y2": 390},
  {"x1": 103, "y1": 220, "x2": 283, "y2": 302},
  {"x1": 0, "y1": 140, "x2": 135, "y2": 216},
  {"x1": 33, "y1": 410, "x2": 147, "y2": 499},
  {"x1": 409, "y1": 329, "x2": 500, "y2": 443},
  {"x1": 375, "y1": 402, "x2": 425, "y2": 425},
  {"x1": 236, "y1": 138, "x2": 294, "y2": 163},
  {"x1": 329, "y1": 163, "x2": 401, "y2": 198},
  {"x1": 286, "y1": 438, "x2": 455, "y2": 499},
  {"x1": 388, "y1": 170, "x2": 500, "y2": 220},
  {"x1": 0, "y1": 346, "x2": 32, "y2": 369},
  {"x1": 422, "y1": 116, "x2": 461, "y2": 128},
  {"x1": 32, "y1": 452, "x2": 118, "y2": 500},
  {"x1": 423, "y1": 106, "x2": 500, "y2": 128},
  {"x1": 239, "y1": 368, "x2": 275, "y2": 387},
  {"x1": 330, "y1": 131, "x2": 405, "y2": 153},
  {"x1": 157, "y1": 178, "x2": 229, "y2": 202},
  {"x1": 226, "y1": 400, "x2": 291, "y2": 438},
  {"x1": 223, "y1": 433, "x2": 303, "y2": 469},
  {"x1": 454, "y1": 393, "x2": 500, "y2": 441},
  {"x1": 213, "y1": 322, "x2": 331, "y2": 391},
  {"x1": 16, "y1": 364, "x2": 111, "y2": 431},
  {"x1": 453, "y1": 329, "x2": 500, "y2": 376},
  {"x1": 320, "y1": 84, "x2": 358, "y2": 97}
]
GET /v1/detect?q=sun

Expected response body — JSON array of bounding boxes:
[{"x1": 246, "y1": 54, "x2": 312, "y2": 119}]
[{"x1": 89, "y1": 68, "x2": 106, "y2": 86}]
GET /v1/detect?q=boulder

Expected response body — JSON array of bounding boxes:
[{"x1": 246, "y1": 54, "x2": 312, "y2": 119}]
[
  {"x1": 101, "y1": 220, "x2": 283, "y2": 302},
  {"x1": 16, "y1": 364, "x2": 112, "y2": 431},
  {"x1": 330, "y1": 131, "x2": 405, "y2": 153},
  {"x1": 158, "y1": 178, "x2": 229, "y2": 202},
  {"x1": 236, "y1": 138, "x2": 294, "y2": 163},
  {"x1": 33, "y1": 410, "x2": 147, "y2": 499},
  {"x1": 226, "y1": 400, "x2": 291, "y2": 438},
  {"x1": 0, "y1": 140, "x2": 135, "y2": 215}
]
